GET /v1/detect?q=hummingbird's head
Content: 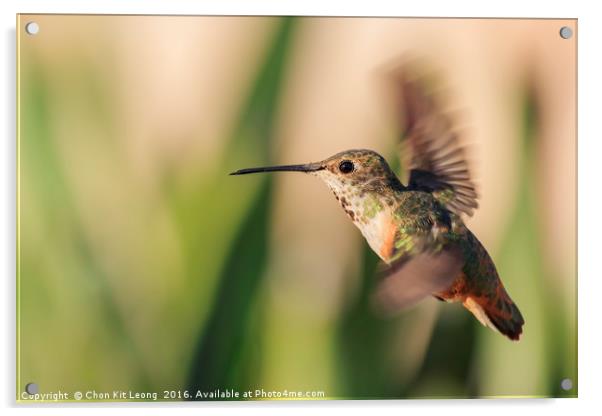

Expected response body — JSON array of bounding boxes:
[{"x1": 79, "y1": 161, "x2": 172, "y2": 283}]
[
  {"x1": 230, "y1": 149, "x2": 403, "y2": 221},
  {"x1": 306, "y1": 149, "x2": 400, "y2": 194}
]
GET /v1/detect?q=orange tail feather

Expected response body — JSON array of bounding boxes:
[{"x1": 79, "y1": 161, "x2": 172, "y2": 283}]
[{"x1": 464, "y1": 287, "x2": 525, "y2": 341}]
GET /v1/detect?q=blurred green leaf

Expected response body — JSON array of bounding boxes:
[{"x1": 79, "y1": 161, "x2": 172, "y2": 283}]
[
  {"x1": 335, "y1": 245, "x2": 396, "y2": 398},
  {"x1": 19, "y1": 54, "x2": 151, "y2": 392},
  {"x1": 185, "y1": 17, "x2": 296, "y2": 397},
  {"x1": 186, "y1": 179, "x2": 272, "y2": 393}
]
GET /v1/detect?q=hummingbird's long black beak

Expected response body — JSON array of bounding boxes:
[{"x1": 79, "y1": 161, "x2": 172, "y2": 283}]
[{"x1": 229, "y1": 163, "x2": 324, "y2": 175}]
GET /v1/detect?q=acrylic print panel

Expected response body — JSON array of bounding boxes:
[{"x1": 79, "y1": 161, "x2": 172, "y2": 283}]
[{"x1": 17, "y1": 15, "x2": 577, "y2": 402}]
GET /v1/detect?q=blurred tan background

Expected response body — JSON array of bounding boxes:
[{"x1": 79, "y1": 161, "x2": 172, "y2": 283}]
[{"x1": 17, "y1": 15, "x2": 576, "y2": 400}]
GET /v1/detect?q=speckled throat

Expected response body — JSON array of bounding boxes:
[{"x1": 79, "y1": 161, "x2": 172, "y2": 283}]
[{"x1": 319, "y1": 176, "x2": 398, "y2": 262}]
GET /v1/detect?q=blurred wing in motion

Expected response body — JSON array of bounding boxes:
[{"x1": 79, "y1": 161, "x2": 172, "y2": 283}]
[
  {"x1": 395, "y1": 65, "x2": 479, "y2": 216},
  {"x1": 372, "y1": 247, "x2": 464, "y2": 315}
]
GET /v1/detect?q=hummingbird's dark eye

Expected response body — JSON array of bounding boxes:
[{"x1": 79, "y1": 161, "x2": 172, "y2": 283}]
[{"x1": 338, "y1": 160, "x2": 354, "y2": 174}]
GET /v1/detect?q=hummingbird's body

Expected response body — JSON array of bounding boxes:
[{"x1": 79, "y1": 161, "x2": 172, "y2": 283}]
[
  {"x1": 231, "y1": 68, "x2": 524, "y2": 340},
  {"x1": 318, "y1": 149, "x2": 523, "y2": 341}
]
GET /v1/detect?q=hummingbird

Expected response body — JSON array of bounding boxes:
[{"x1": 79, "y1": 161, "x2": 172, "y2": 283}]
[{"x1": 230, "y1": 69, "x2": 524, "y2": 341}]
